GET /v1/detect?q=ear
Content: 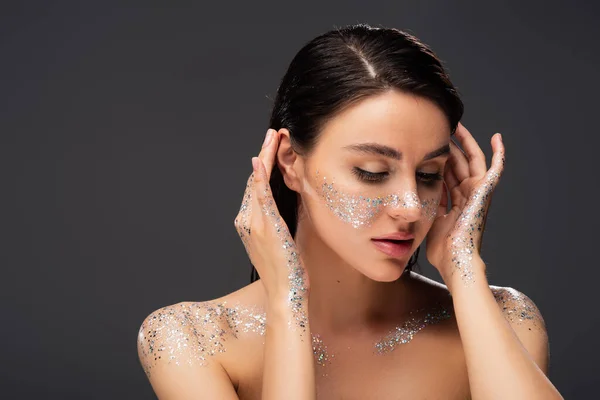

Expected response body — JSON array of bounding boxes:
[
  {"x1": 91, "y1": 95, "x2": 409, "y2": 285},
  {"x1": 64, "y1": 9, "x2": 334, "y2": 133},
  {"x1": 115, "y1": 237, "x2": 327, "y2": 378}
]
[{"x1": 275, "y1": 128, "x2": 304, "y2": 193}]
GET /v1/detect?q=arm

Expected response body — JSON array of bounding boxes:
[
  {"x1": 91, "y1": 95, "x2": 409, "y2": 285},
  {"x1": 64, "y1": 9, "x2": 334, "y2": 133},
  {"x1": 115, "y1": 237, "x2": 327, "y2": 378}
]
[
  {"x1": 137, "y1": 128, "x2": 317, "y2": 399},
  {"x1": 237, "y1": 129, "x2": 316, "y2": 399},
  {"x1": 444, "y1": 264, "x2": 561, "y2": 400},
  {"x1": 136, "y1": 304, "x2": 239, "y2": 400},
  {"x1": 262, "y1": 295, "x2": 316, "y2": 399},
  {"x1": 426, "y1": 123, "x2": 563, "y2": 399},
  {"x1": 490, "y1": 285, "x2": 550, "y2": 373}
]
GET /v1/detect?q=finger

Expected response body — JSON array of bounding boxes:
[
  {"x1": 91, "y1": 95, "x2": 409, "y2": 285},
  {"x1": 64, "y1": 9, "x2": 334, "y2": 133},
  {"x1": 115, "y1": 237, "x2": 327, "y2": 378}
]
[
  {"x1": 443, "y1": 162, "x2": 460, "y2": 192},
  {"x1": 490, "y1": 133, "x2": 505, "y2": 175},
  {"x1": 448, "y1": 140, "x2": 470, "y2": 182},
  {"x1": 454, "y1": 122, "x2": 487, "y2": 178},
  {"x1": 437, "y1": 181, "x2": 449, "y2": 216},
  {"x1": 256, "y1": 129, "x2": 280, "y2": 182},
  {"x1": 252, "y1": 156, "x2": 276, "y2": 219},
  {"x1": 458, "y1": 133, "x2": 504, "y2": 245},
  {"x1": 252, "y1": 156, "x2": 294, "y2": 248},
  {"x1": 483, "y1": 133, "x2": 506, "y2": 192},
  {"x1": 445, "y1": 161, "x2": 468, "y2": 210},
  {"x1": 234, "y1": 171, "x2": 255, "y2": 252}
]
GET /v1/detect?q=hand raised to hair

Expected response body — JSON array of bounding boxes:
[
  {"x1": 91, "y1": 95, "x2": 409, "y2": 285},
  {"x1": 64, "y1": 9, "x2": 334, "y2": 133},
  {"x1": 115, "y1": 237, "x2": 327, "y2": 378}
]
[
  {"x1": 425, "y1": 123, "x2": 505, "y2": 286},
  {"x1": 234, "y1": 129, "x2": 310, "y2": 305}
]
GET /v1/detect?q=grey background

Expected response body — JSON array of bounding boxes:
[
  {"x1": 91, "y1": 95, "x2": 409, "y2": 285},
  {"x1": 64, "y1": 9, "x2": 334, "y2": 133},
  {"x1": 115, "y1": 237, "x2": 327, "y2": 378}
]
[{"x1": 2, "y1": 1, "x2": 598, "y2": 399}]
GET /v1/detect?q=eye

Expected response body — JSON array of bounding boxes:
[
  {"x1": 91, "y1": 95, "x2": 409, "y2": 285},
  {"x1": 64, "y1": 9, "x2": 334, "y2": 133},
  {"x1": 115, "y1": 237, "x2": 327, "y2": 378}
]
[
  {"x1": 352, "y1": 167, "x2": 444, "y2": 187},
  {"x1": 352, "y1": 167, "x2": 388, "y2": 183},
  {"x1": 417, "y1": 171, "x2": 443, "y2": 187}
]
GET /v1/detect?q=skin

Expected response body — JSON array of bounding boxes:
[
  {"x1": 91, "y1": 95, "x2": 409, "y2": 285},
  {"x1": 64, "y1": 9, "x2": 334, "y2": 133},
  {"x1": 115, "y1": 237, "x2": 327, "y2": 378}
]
[{"x1": 137, "y1": 90, "x2": 562, "y2": 399}]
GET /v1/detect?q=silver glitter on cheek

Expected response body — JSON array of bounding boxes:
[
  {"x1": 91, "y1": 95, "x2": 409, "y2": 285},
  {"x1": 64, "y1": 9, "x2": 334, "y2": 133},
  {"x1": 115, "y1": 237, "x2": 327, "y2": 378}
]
[
  {"x1": 420, "y1": 197, "x2": 440, "y2": 222},
  {"x1": 448, "y1": 156, "x2": 504, "y2": 285},
  {"x1": 315, "y1": 170, "x2": 440, "y2": 228},
  {"x1": 137, "y1": 302, "x2": 267, "y2": 378},
  {"x1": 316, "y1": 171, "x2": 385, "y2": 228},
  {"x1": 374, "y1": 304, "x2": 452, "y2": 354},
  {"x1": 491, "y1": 287, "x2": 545, "y2": 332}
]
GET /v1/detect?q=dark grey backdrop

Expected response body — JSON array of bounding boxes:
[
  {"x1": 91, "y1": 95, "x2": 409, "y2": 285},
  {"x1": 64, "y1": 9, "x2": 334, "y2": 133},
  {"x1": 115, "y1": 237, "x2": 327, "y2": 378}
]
[{"x1": 2, "y1": 1, "x2": 598, "y2": 399}]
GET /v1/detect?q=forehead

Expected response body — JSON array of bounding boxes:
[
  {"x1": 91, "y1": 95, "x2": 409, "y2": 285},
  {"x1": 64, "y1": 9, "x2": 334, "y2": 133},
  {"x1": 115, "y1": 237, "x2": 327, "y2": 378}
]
[{"x1": 318, "y1": 90, "x2": 451, "y2": 155}]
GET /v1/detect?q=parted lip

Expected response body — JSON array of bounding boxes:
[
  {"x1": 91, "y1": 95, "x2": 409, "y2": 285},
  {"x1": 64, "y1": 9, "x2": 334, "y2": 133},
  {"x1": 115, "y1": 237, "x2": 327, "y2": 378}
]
[{"x1": 371, "y1": 232, "x2": 415, "y2": 241}]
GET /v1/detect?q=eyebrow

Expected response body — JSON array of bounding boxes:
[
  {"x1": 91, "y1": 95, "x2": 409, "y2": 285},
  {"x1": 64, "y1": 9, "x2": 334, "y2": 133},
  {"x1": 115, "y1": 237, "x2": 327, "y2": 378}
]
[{"x1": 342, "y1": 142, "x2": 451, "y2": 161}]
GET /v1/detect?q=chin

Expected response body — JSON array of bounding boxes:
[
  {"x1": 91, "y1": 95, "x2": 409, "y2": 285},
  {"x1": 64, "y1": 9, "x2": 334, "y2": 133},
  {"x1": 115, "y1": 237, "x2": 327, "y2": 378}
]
[{"x1": 359, "y1": 262, "x2": 407, "y2": 282}]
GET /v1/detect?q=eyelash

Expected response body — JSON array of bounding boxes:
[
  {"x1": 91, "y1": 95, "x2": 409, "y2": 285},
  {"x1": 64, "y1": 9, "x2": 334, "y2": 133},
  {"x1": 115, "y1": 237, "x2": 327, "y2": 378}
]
[{"x1": 351, "y1": 167, "x2": 443, "y2": 187}]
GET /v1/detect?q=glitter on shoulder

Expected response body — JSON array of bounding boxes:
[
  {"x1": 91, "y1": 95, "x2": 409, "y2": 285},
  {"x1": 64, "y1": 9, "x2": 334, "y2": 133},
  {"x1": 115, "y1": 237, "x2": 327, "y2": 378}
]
[
  {"x1": 137, "y1": 301, "x2": 267, "y2": 378},
  {"x1": 491, "y1": 286, "x2": 546, "y2": 332}
]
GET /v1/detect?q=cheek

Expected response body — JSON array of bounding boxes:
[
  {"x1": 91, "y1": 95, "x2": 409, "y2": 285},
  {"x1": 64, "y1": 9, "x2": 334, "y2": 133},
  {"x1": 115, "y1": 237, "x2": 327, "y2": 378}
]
[
  {"x1": 310, "y1": 170, "x2": 385, "y2": 229},
  {"x1": 307, "y1": 172, "x2": 445, "y2": 225},
  {"x1": 299, "y1": 178, "x2": 373, "y2": 268},
  {"x1": 419, "y1": 191, "x2": 442, "y2": 222},
  {"x1": 304, "y1": 166, "x2": 444, "y2": 227}
]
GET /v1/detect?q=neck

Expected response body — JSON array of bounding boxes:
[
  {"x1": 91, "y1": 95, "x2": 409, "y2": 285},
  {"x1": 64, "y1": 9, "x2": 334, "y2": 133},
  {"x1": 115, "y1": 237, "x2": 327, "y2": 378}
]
[{"x1": 294, "y1": 217, "x2": 417, "y2": 335}]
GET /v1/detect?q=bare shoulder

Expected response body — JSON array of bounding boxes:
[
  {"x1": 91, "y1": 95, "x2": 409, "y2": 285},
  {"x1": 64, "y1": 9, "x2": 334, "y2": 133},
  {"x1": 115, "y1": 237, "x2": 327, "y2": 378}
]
[
  {"x1": 136, "y1": 281, "x2": 266, "y2": 398},
  {"x1": 488, "y1": 285, "x2": 548, "y2": 332},
  {"x1": 408, "y1": 276, "x2": 551, "y2": 373},
  {"x1": 410, "y1": 274, "x2": 548, "y2": 334},
  {"x1": 489, "y1": 284, "x2": 550, "y2": 373},
  {"x1": 136, "y1": 280, "x2": 266, "y2": 378},
  {"x1": 136, "y1": 301, "x2": 223, "y2": 379}
]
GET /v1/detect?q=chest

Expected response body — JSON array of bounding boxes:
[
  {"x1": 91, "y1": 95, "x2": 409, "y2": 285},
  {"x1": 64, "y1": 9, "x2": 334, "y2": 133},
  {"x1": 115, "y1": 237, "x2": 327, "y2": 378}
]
[{"x1": 230, "y1": 328, "x2": 471, "y2": 400}]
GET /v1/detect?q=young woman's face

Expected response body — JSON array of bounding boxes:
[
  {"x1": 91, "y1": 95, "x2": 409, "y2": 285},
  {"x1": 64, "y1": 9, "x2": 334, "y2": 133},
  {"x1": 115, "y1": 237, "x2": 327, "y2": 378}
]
[{"x1": 298, "y1": 90, "x2": 451, "y2": 282}]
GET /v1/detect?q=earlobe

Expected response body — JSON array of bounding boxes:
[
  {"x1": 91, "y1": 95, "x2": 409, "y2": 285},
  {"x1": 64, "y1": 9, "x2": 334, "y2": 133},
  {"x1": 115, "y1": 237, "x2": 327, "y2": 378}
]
[{"x1": 276, "y1": 129, "x2": 302, "y2": 193}]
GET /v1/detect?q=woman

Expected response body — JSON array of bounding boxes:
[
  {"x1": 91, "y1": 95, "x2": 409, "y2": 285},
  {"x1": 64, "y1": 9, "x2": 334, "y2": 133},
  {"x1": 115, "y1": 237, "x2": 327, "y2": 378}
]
[{"x1": 137, "y1": 24, "x2": 563, "y2": 399}]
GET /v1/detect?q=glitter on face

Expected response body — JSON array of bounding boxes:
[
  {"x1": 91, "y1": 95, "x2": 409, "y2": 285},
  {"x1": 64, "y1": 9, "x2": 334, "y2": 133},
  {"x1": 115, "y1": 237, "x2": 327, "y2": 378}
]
[
  {"x1": 313, "y1": 170, "x2": 440, "y2": 229},
  {"x1": 421, "y1": 198, "x2": 439, "y2": 222},
  {"x1": 448, "y1": 151, "x2": 504, "y2": 286},
  {"x1": 491, "y1": 287, "x2": 545, "y2": 331},
  {"x1": 235, "y1": 168, "x2": 309, "y2": 334},
  {"x1": 374, "y1": 304, "x2": 452, "y2": 354},
  {"x1": 388, "y1": 191, "x2": 420, "y2": 210},
  {"x1": 137, "y1": 301, "x2": 266, "y2": 378}
]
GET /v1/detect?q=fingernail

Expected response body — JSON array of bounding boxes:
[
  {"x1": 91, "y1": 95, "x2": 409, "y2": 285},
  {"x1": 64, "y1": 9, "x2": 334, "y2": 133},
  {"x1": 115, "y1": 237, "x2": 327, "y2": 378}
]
[
  {"x1": 262, "y1": 129, "x2": 274, "y2": 148},
  {"x1": 252, "y1": 157, "x2": 259, "y2": 171}
]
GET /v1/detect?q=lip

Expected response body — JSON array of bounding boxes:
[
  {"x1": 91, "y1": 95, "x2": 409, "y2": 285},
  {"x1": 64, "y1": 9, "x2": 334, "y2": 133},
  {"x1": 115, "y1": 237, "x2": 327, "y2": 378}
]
[
  {"x1": 372, "y1": 232, "x2": 415, "y2": 241},
  {"x1": 371, "y1": 238, "x2": 414, "y2": 258}
]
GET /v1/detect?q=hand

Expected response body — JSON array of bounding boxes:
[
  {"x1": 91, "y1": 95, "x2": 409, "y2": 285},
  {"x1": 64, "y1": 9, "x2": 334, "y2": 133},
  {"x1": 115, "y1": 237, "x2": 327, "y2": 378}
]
[
  {"x1": 425, "y1": 123, "x2": 505, "y2": 286},
  {"x1": 234, "y1": 129, "x2": 310, "y2": 305}
]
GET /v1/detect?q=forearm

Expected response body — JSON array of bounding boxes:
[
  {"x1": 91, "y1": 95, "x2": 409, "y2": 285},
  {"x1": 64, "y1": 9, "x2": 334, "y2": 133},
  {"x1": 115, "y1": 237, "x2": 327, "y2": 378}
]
[
  {"x1": 444, "y1": 258, "x2": 562, "y2": 400},
  {"x1": 262, "y1": 297, "x2": 316, "y2": 400}
]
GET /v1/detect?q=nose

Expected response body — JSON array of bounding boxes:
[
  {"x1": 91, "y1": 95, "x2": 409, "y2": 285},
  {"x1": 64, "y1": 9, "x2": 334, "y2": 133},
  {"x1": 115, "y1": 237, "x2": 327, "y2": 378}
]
[{"x1": 386, "y1": 190, "x2": 423, "y2": 222}]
